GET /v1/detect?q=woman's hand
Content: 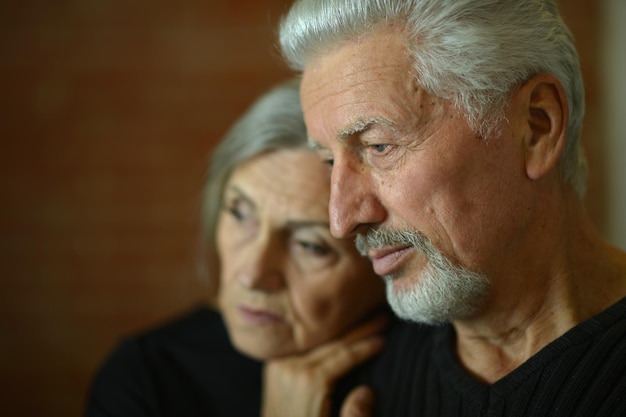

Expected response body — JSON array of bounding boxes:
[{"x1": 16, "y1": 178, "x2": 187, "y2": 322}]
[{"x1": 261, "y1": 313, "x2": 388, "y2": 417}]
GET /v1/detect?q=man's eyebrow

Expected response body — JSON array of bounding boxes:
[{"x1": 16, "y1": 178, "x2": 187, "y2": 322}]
[
  {"x1": 338, "y1": 116, "x2": 396, "y2": 138},
  {"x1": 307, "y1": 117, "x2": 396, "y2": 150}
]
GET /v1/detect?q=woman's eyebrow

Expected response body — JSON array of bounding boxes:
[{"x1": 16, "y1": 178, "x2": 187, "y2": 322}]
[
  {"x1": 285, "y1": 220, "x2": 331, "y2": 231},
  {"x1": 308, "y1": 138, "x2": 324, "y2": 150},
  {"x1": 225, "y1": 185, "x2": 256, "y2": 209}
]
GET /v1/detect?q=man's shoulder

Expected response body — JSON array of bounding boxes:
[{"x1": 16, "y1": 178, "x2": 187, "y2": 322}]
[
  {"x1": 376, "y1": 319, "x2": 447, "y2": 368},
  {"x1": 387, "y1": 319, "x2": 445, "y2": 344}
]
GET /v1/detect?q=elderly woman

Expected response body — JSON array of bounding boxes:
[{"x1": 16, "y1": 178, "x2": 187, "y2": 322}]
[{"x1": 85, "y1": 78, "x2": 389, "y2": 417}]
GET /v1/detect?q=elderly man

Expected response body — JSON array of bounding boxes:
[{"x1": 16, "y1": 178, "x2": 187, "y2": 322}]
[{"x1": 277, "y1": 0, "x2": 626, "y2": 416}]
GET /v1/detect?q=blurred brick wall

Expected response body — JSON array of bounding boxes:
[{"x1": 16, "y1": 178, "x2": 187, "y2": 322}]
[
  {"x1": 0, "y1": 1, "x2": 292, "y2": 416},
  {"x1": 0, "y1": 1, "x2": 604, "y2": 417},
  {"x1": 562, "y1": 0, "x2": 606, "y2": 230}
]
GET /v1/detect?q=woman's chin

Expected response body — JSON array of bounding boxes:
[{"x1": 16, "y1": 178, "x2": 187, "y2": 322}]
[{"x1": 232, "y1": 338, "x2": 291, "y2": 361}]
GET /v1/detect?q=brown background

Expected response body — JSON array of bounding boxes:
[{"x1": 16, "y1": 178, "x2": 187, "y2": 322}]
[{"x1": 0, "y1": 1, "x2": 606, "y2": 416}]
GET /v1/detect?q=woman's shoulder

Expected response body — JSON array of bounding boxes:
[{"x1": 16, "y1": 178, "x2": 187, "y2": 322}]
[
  {"x1": 134, "y1": 304, "x2": 226, "y2": 348},
  {"x1": 85, "y1": 305, "x2": 262, "y2": 417},
  {"x1": 90, "y1": 305, "x2": 228, "y2": 383}
]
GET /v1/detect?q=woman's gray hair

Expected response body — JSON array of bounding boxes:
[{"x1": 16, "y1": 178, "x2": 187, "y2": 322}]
[
  {"x1": 198, "y1": 77, "x2": 307, "y2": 293},
  {"x1": 279, "y1": 0, "x2": 587, "y2": 196}
]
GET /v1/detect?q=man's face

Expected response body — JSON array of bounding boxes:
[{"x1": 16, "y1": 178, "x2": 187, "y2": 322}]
[{"x1": 301, "y1": 24, "x2": 533, "y2": 322}]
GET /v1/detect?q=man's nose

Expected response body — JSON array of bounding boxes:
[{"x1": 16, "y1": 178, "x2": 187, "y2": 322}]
[
  {"x1": 237, "y1": 234, "x2": 285, "y2": 291},
  {"x1": 329, "y1": 156, "x2": 386, "y2": 238}
]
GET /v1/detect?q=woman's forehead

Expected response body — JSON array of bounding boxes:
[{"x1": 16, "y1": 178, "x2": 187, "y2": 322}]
[{"x1": 226, "y1": 148, "x2": 331, "y2": 217}]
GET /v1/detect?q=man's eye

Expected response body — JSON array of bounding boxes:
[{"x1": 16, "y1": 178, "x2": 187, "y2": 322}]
[
  {"x1": 371, "y1": 144, "x2": 389, "y2": 153},
  {"x1": 323, "y1": 158, "x2": 334, "y2": 166}
]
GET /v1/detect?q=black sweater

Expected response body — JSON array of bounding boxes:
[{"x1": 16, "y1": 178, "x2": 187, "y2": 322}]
[
  {"x1": 86, "y1": 298, "x2": 626, "y2": 416},
  {"x1": 369, "y1": 296, "x2": 626, "y2": 416},
  {"x1": 84, "y1": 306, "x2": 373, "y2": 417}
]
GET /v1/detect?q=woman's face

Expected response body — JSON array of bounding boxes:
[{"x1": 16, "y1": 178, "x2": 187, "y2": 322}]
[{"x1": 216, "y1": 148, "x2": 386, "y2": 360}]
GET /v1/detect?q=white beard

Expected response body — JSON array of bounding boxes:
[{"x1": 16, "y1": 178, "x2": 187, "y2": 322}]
[
  {"x1": 383, "y1": 255, "x2": 489, "y2": 324},
  {"x1": 357, "y1": 228, "x2": 489, "y2": 325}
]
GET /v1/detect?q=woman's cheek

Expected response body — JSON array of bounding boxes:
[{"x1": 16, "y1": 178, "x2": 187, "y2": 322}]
[
  {"x1": 291, "y1": 280, "x2": 350, "y2": 335},
  {"x1": 293, "y1": 291, "x2": 332, "y2": 325}
]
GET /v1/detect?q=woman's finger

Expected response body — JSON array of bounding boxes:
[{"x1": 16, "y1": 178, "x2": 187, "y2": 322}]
[
  {"x1": 313, "y1": 335, "x2": 385, "y2": 381},
  {"x1": 341, "y1": 385, "x2": 375, "y2": 417},
  {"x1": 289, "y1": 311, "x2": 390, "y2": 366}
]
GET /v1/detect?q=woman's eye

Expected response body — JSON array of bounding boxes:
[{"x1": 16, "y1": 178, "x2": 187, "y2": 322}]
[
  {"x1": 298, "y1": 240, "x2": 331, "y2": 256},
  {"x1": 223, "y1": 200, "x2": 254, "y2": 224},
  {"x1": 317, "y1": 152, "x2": 334, "y2": 167},
  {"x1": 225, "y1": 205, "x2": 244, "y2": 221}
]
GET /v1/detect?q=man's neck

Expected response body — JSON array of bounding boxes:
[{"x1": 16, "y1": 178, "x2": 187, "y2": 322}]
[{"x1": 451, "y1": 198, "x2": 626, "y2": 384}]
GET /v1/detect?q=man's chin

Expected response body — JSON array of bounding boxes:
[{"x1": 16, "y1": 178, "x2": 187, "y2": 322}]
[
  {"x1": 383, "y1": 269, "x2": 453, "y2": 325},
  {"x1": 382, "y1": 262, "x2": 425, "y2": 292},
  {"x1": 384, "y1": 274, "x2": 413, "y2": 295}
]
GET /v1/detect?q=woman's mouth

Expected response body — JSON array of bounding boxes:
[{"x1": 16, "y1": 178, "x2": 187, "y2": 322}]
[{"x1": 237, "y1": 305, "x2": 283, "y2": 325}]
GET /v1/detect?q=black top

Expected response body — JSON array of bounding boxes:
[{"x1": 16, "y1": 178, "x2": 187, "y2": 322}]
[
  {"x1": 85, "y1": 306, "x2": 373, "y2": 417},
  {"x1": 369, "y1": 296, "x2": 626, "y2": 416},
  {"x1": 86, "y1": 298, "x2": 626, "y2": 416}
]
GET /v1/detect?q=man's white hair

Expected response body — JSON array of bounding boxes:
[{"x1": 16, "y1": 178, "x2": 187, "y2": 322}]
[{"x1": 280, "y1": 0, "x2": 588, "y2": 196}]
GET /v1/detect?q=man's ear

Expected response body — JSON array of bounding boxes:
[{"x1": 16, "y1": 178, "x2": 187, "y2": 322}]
[{"x1": 517, "y1": 73, "x2": 568, "y2": 181}]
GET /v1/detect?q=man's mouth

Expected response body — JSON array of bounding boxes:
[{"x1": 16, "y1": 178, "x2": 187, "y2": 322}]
[{"x1": 368, "y1": 245, "x2": 414, "y2": 276}]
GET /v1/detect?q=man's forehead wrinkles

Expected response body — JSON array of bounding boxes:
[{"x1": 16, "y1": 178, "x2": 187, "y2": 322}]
[
  {"x1": 341, "y1": 62, "x2": 404, "y2": 80},
  {"x1": 301, "y1": 78, "x2": 350, "y2": 115},
  {"x1": 303, "y1": 64, "x2": 400, "y2": 105}
]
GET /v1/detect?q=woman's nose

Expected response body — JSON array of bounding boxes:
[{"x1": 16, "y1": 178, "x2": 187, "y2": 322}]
[
  {"x1": 237, "y1": 235, "x2": 285, "y2": 291},
  {"x1": 329, "y1": 156, "x2": 386, "y2": 238}
]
